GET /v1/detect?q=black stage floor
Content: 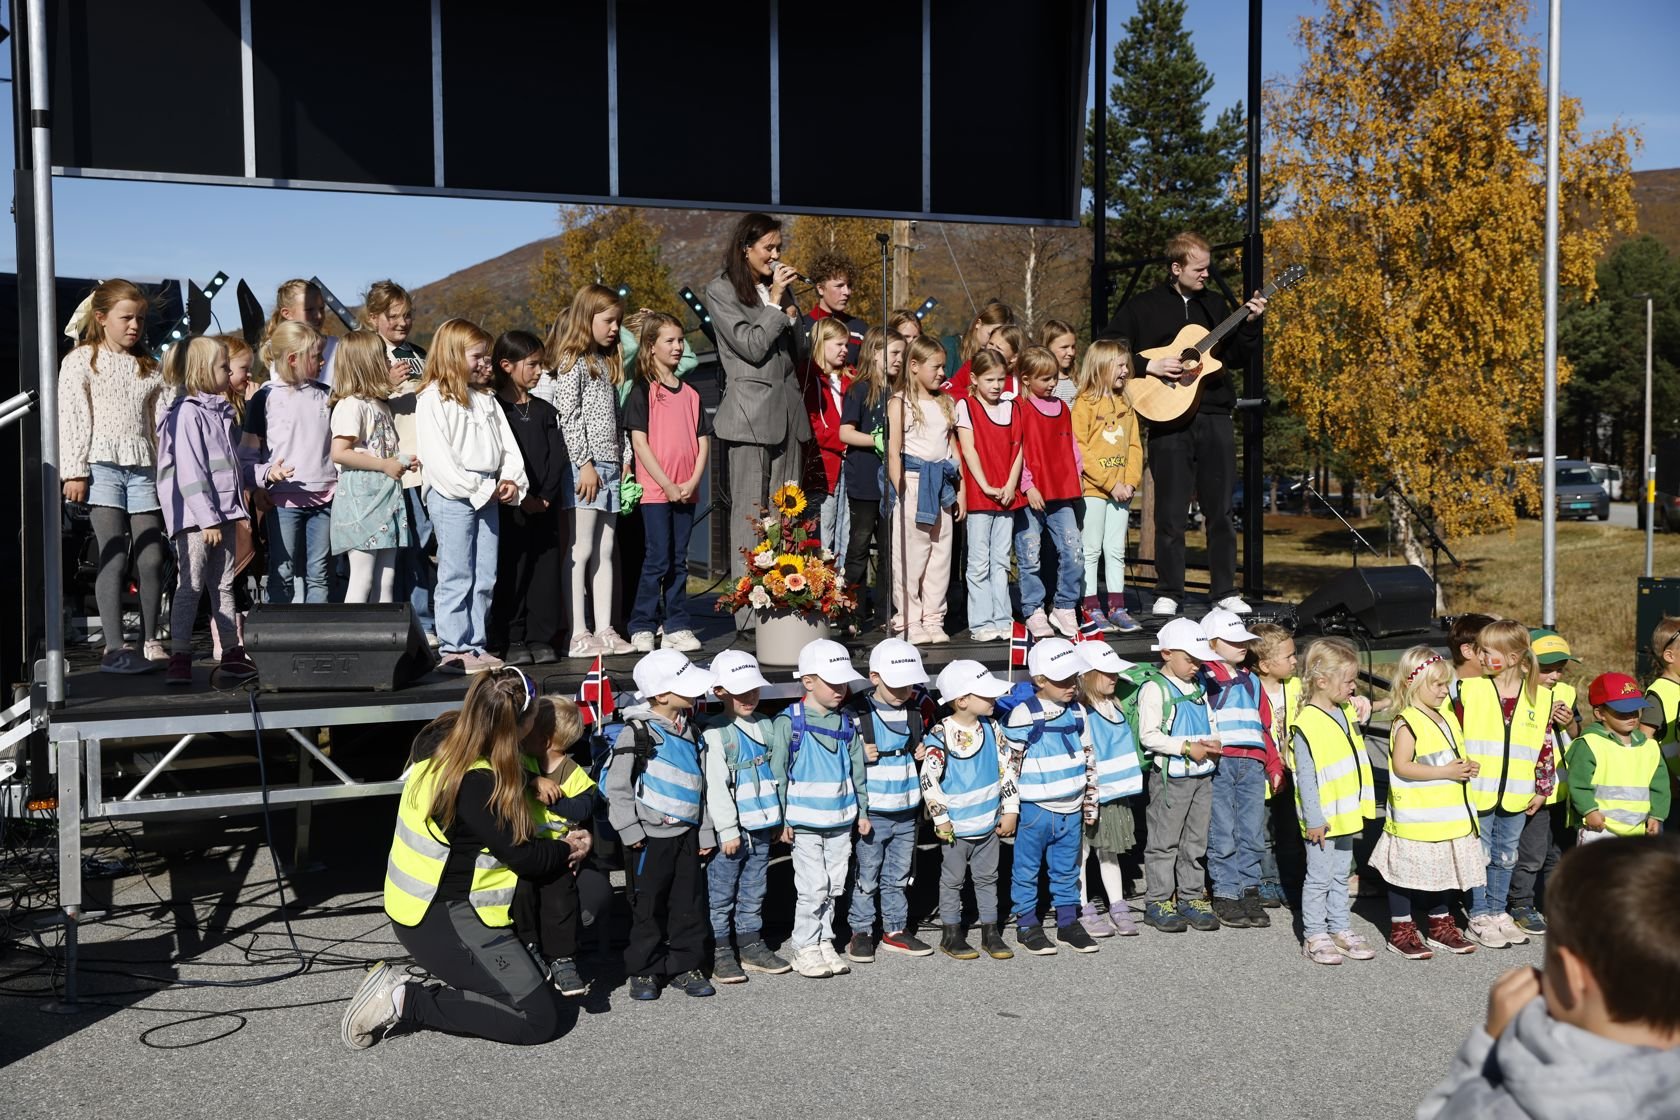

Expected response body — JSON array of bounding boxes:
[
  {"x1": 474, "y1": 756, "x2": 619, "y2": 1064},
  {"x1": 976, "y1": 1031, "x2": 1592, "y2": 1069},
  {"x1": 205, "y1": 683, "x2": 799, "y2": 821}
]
[{"x1": 46, "y1": 596, "x2": 1444, "y2": 730}]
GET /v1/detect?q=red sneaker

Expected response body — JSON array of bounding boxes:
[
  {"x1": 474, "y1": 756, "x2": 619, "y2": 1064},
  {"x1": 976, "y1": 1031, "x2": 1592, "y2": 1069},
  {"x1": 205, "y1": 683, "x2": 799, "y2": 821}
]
[
  {"x1": 1385, "y1": 919, "x2": 1433, "y2": 960},
  {"x1": 1424, "y1": 914, "x2": 1477, "y2": 955}
]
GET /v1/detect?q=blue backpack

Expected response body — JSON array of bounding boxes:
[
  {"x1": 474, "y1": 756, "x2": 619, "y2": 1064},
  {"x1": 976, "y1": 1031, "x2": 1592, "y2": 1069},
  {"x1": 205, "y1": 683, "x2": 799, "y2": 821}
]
[
  {"x1": 995, "y1": 683, "x2": 1086, "y2": 751},
  {"x1": 586, "y1": 717, "x2": 655, "y2": 866},
  {"x1": 786, "y1": 702, "x2": 858, "y2": 760}
]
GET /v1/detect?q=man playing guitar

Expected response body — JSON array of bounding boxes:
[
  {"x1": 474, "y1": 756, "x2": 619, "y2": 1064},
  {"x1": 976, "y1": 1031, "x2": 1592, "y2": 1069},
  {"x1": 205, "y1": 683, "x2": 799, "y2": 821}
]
[{"x1": 1099, "y1": 231, "x2": 1266, "y2": 618}]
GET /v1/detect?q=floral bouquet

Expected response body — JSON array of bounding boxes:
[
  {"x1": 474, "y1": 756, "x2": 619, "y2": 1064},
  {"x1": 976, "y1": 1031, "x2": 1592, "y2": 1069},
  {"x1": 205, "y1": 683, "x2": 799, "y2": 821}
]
[{"x1": 716, "y1": 483, "x2": 855, "y2": 621}]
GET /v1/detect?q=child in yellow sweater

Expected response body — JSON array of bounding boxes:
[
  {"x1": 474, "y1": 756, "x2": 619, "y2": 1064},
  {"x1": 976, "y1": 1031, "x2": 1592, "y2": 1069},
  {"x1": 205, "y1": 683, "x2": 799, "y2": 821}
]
[{"x1": 1071, "y1": 340, "x2": 1144, "y2": 635}]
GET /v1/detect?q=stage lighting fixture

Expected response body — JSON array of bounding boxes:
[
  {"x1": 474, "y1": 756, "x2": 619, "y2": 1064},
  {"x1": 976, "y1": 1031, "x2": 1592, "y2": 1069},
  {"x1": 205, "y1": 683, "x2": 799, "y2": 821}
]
[
  {"x1": 153, "y1": 270, "x2": 228, "y2": 357},
  {"x1": 311, "y1": 276, "x2": 360, "y2": 331},
  {"x1": 614, "y1": 283, "x2": 631, "y2": 298},
  {"x1": 914, "y1": 297, "x2": 939, "y2": 320},
  {"x1": 679, "y1": 286, "x2": 716, "y2": 344}
]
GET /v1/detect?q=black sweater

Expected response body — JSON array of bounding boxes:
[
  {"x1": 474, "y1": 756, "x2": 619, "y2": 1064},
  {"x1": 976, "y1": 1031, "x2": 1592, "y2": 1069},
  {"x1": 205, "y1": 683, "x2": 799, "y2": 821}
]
[
  {"x1": 496, "y1": 393, "x2": 568, "y2": 507},
  {"x1": 435, "y1": 769, "x2": 571, "y2": 901},
  {"x1": 1099, "y1": 282, "x2": 1261, "y2": 417}
]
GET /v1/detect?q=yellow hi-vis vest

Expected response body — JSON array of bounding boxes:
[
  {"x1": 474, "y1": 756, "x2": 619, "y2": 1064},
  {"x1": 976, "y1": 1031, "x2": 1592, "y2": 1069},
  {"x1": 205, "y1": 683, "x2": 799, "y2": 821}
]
[
  {"x1": 1577, "y1": 727, "x2": 1662, "y2": 836},
  {"x1": 1293, "y1": 703, "x2": 1377, "y2": 839},
  {"x1": 385, "y1": 758, "x2": 516, "y2": 928},
  {"x1": 1455, "y1": 676, "x2": 1552, "y2": 814},
  {"x1": 1545, "y1": 681, "x2": 1577, "y2": 806},
  {"x1": 1648, "y1": 677, "x2": 1680, "y2": 779},
  {"x1": 1385, "y1": 707, "x2": 1478, "y2": 842},
  {"x1": 1264, "y1": 677, "x2": 1302, "y2": 804},
  {"x1": 524, "y1": 754, "x2": 596, "y2": 839}
]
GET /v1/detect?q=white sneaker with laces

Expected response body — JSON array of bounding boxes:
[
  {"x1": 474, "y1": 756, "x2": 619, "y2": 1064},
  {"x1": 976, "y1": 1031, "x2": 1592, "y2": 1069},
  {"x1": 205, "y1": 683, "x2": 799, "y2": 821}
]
[
  {"x1": 1467, "y1": 914, "x2": 1511, "y2": 949},
  {"x1": 792, "y1": 946, "x2": 831, "y2": 978},
  {"x1": 630, "y1": 631, "x2": 657, "y2": 653},
  {"x1": 1215, "y1": 595, "x2": 1253, "y2": 614},
  {"x1": 1493, "y1": 912, "x2": 1531, "y2": 945},
  {"x1": 1049, "y1": 607, "x2": 1080, "y2": 638},
  {"x1": 661, "y1": 629, "x2": 702, "y2": 653},
  {"x1": 567, "y1": 634, "x2": 600, "y2": 659},
  {"x1": 1151, "y1": 595, "x2": 1179, "y2": 618},
  {"x1": 595, "y1": 627, "x2": 634, "y2": 655},
  {"x1": 818, "y1": 940, "x2": 851, "y2": 975}
]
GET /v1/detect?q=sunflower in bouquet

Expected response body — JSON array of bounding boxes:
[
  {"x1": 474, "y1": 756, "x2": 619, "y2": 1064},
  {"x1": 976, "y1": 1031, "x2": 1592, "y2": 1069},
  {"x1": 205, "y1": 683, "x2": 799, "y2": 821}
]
[{"x1": 717, "y1": 483, "x2": 854, "y2": 620}]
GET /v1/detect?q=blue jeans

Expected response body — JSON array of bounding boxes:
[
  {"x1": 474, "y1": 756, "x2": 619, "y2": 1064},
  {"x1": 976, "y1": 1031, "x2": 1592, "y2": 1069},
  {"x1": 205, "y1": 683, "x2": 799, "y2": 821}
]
[
  {"x1": 851, "y1": 810, "x2": 918, "y2": 934},
  {"x1": 267, "y1": 504, "x2": 333, "y2": 604},
  {"x1": 1012, "y1": 801, "x2": 1081, "y2": 928},
  {"x1": 1470, "y1": 808, "x2": 1526, "y2": 917},
  {"x1": 393, "y1": 489, "x2": 436, "y2": 632},
  {"x1": 1301, "y1": 834, "x2": 1354, "y2": 938},
  {"x1": 426, "y1": 492, "x2": 499, "y2": 656},
  {"x1": 1208, "y1": 756, "x2": 1268, "y2": 898},
  {"x1": 818, "y1": 473, "x2": 849, "y2": 558},
  {"x1": 630, "y1": 501, "x2": 695, "y2": 636},
  {"x1": 1014, "y1": 500, "x2": 1082, "y2": 613},
  {"x1": 965, "y1": 510, "x2": 1014, "y2": 633},
  {"x1": 706, "y1": 827, "x2": 774, "y2": 942}
]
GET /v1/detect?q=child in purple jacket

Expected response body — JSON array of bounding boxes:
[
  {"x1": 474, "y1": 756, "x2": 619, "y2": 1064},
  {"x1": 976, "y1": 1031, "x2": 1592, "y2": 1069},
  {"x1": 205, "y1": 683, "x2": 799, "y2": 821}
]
[{"x1": 157, "y1": 337, "x2": 255, "y2": 686}]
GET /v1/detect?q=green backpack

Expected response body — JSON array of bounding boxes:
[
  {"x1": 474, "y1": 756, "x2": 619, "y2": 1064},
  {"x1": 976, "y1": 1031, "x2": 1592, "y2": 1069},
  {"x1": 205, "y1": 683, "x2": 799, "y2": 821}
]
[{"x1": 1116, "y1": 665, "x2": 1207, "y2": 769}]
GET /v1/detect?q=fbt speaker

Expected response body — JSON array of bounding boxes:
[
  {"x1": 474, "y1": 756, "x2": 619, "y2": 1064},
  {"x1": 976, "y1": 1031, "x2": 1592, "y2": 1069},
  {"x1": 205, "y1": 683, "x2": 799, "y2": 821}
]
[
  {"x1": 1297, "y1": 565, "x2": 1436, "y2": 638},
  {"x1": 245, "y1": 604, "x2": 435, "y2": 691}
]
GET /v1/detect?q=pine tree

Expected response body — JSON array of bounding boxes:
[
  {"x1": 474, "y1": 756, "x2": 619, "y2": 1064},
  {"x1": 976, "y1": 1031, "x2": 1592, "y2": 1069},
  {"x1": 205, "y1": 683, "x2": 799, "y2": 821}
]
[{"x1": 1087, "y1": 0, "x2": 1246, "y2": 267}]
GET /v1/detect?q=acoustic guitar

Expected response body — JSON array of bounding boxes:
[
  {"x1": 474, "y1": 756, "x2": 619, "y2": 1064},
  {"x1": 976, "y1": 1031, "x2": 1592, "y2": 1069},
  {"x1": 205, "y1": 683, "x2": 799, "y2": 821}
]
[{"x1": 1125, "y1": 264, "x2": 1307, "y2": 424}]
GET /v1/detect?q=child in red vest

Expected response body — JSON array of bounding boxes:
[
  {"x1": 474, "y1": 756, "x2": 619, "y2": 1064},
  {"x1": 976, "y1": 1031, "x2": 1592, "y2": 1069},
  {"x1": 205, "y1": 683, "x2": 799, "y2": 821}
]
[
  {"x1": 954, "y1": 349, "x2": 1024, "y2": 642},
  {"x1": 802, "y1": 316, "x2": 853, "y2": 556},
  {"x1": 1013, "y1": 347, "x2": 1083, "y2": 639}
]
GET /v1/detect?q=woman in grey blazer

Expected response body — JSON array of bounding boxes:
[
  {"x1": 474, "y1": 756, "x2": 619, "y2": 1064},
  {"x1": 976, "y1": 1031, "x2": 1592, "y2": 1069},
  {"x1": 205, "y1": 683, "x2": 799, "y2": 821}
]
[{"x1": 704, "y1": 212, "x2": 812, "y2": 578}]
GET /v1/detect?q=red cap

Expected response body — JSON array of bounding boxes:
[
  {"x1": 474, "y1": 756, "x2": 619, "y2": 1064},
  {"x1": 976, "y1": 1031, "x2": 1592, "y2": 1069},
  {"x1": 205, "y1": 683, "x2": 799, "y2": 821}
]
[{"x1": 1587, "y1": 672, "x2": 1645, "y2": 713}]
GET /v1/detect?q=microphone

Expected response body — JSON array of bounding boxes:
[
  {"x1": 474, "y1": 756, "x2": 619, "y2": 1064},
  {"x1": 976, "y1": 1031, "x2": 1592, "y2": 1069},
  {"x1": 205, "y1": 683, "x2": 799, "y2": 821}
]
[
  {"x1": 776, "y1": 262, "x2": 813, "y2": 285},
  {"x1": 1375, "y1": 480, "x2": 1394, "y2": 500}
]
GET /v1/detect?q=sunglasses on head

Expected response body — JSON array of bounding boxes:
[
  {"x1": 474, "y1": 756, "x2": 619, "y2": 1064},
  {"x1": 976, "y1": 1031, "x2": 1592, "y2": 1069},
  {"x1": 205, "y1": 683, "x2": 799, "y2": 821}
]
[{"x1": 493, "y1": 665, "x2": 537, "y2": 713}]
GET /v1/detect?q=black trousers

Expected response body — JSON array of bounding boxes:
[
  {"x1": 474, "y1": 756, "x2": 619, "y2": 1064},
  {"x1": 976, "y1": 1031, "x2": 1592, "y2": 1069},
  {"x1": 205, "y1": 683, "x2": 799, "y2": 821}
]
[
  {"x1": 623, "y1": 830, "x2": 708, "y2": 978},
  {"x1": 488, "y1": 506, "x2": 562, "y2": 651},
  {"x1": 845, "y1": 497, "x2": 892, "y2": 629},
  {"x1": 1147, "y1": 411, "x2": 1236, "y2": 601},
  {"x1": 513, "y1": 864, "x2": 613, "y2": 961},
  {"x1": 1509, "y1": 802, "x2": 1566, "y2": 909},
  {"x1": 393, "y1": 899, "x2": 563, "y2": 1045}
]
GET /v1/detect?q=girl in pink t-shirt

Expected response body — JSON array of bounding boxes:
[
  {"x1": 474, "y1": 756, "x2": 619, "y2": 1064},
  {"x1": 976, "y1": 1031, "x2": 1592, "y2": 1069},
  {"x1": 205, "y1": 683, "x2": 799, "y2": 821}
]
[{"x1": 624, "y1": 313, "x2": 712, "y2": 654}]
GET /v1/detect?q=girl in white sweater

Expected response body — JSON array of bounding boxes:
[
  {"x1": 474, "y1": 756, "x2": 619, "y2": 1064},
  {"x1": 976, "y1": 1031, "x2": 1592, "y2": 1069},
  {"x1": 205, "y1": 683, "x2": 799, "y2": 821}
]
[
  {"x1": 415, "y1": 318, "x2": 527, "y2": 674},
  {"x1": 58, "y1": 279, "x2": 171, "y2": 674}
]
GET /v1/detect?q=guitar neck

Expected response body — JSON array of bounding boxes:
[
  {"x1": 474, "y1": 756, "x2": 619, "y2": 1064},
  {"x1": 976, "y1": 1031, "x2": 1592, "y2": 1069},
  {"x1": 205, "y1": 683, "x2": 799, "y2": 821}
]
[{"x1": 1195, "y1": 277, "x2": 1281, "y2": 355}]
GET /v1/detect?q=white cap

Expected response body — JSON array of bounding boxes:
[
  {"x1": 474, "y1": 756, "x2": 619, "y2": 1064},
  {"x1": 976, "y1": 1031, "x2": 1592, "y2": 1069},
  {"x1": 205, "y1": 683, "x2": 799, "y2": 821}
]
[
  {"x1": 633, "y1": 649, "x2": 717, "y2": 699},
  {"x1": 1026, "y1": 637, "x2": 1083, "y2": 681},
  {"x1": 709, "y1": 649, "x2": 771, "y2": 695},
  {"x1": 794, "y1": 638, "x2": 865, "y2": 686},
  {"x1": 1201, "y1": 608, "x2": 1259, "y2": 645},
  {"x1": 1152, "y1": 617, "x2": 1217, "y2": 661},
  {"x1": 869, "y1": 638, "x2": 929, "y2": 688},
  {"x1": 1076, "y1": 641, "x2": 1135, "y2": 675},
  {"x1": 935, "y1": 659, "x2": 1013, "y2": 705}
]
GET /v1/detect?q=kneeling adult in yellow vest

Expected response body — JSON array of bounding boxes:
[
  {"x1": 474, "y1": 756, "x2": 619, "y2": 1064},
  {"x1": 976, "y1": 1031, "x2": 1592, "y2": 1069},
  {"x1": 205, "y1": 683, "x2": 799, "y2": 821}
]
[
  {"x1": 342, "y1": 668, "x2": 574, "y2": 1050},
  {"x1": 1567, "y1": 672, "x2": 1671, "y2": 845}
]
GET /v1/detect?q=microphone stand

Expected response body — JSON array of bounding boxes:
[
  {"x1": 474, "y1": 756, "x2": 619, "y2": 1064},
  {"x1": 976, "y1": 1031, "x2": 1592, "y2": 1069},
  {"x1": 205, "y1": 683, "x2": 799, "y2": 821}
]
[
  {"x1": 879, "y1": 231, "x2": 904, "y2": 642},
  {"x1": 1381, "y1": 481, "x2": 1458, "y2": 591},
  {"x1": 1302, "y1": 482, "x2": 1378, "y2": 568}
]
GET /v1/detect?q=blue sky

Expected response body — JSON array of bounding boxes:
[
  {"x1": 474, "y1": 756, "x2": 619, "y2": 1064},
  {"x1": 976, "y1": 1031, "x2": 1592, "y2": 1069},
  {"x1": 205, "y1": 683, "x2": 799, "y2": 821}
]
[{"x1": 1, "y1": 0, "x2": 1674, "y2": 317}]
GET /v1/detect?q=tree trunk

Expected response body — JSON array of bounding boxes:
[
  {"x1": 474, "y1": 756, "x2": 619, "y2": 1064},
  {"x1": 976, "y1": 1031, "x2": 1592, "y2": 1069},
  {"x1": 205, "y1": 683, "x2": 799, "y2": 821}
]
[
  {"x1": 1022, "y1": 227, "x2": 1040, "y2": 330},
  {"x1": 891, "y1": 219, "x2": 913, "y2": 308},
  {"x1": 1388, "y1": 491, "x2": 1445, "y2": 613}
]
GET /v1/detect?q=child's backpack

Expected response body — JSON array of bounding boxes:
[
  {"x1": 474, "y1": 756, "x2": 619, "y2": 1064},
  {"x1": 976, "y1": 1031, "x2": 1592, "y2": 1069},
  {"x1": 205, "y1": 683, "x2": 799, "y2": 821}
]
[
  {"x1": 997, "y1": 687, "x2": 1087, "y2": 752},
  {"x1": 847, "y1": 693, "x2": 926, "y2": 757},
  {"x1": 786, "y1": 701, "x2": 858, "y2": 761},
  {"x1": 586, "y1": 716, "x2": 655, "y2": 870},
  {"x1": 992, "y1": 679, "x2": 1038, "y2": 721},
  {"x1": 1116, "y1": 665, "x2": 1206, "y2": 738}
]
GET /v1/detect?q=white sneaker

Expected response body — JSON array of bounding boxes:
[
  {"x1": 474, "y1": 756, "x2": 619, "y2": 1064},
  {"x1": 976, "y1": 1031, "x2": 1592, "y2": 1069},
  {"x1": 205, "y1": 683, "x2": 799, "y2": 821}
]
[
  {"x1": 567, "y1": 634, "x2": 601, "y2": 659},
  {"x1": 969, "y1": 626, "x2": 998, "y2": 642},
  {"x1": 1049, "y1": 608, "x2": 1080, "y2": 638},
  {"x1": 1215, "y1": 595, "x2": 1253, "y2": 614},
  {"x1": 1494, "y1": 913, "x2": 1531, "y2": 945},
  {"x1": 792, "y1": 946, "x2": 831, "y2": 978},
  {"x1": 1151, "y1": 596, "x2": 1179, "y2": 618},
  {"x1": 595, "y1": 627, "x2": 634, "y2": 655},
  {"x1": 1467, "y1": 914, "x2": 1511, "y2": 950},
  {"x1": 630, "y1": 631, "x2": 657, "y2": 653},
  {"x1": 661, "y1": 629, "x2": 702, "y2": 653},
  {"x1": 1024, "y1": 610, "x2": 1054, "y2": 638},
  {"x1": 818, "y1": 940, "x2": 851, "y2": 975}
]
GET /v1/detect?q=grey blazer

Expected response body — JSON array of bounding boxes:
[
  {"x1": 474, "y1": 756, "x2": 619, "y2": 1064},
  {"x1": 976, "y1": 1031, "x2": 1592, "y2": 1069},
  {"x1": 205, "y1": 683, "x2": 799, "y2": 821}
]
[{"x1": 704, "y1": 275, "x2": 813, "y2": 447}]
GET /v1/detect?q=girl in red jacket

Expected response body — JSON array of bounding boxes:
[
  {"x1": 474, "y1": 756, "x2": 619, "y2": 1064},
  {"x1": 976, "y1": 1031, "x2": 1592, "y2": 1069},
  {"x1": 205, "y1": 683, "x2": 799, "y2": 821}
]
[{"x1": 802, "y1": 317, "x2": 853, "y2": 556}]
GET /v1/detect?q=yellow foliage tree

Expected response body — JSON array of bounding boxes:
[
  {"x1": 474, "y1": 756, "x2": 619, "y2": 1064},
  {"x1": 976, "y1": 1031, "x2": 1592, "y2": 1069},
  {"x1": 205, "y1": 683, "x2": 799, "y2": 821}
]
[
  {"x1": 783, "y1": 214, "x2": 919, "y2": 325},
  {"x1": 1264, "y1": 0, "x2": 1635, "y2": 556},
  {"x1": 530, "y1": 205, "x2": 678, "y2": 331}
]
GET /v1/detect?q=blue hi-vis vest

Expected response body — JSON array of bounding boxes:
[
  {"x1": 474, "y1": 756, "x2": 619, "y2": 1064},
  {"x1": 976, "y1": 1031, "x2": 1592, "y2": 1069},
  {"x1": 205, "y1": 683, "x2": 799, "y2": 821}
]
[
  {"x1": 725, "y1": 720, "x2": 783, "y2": 832},
  {"x1": 634, "y1": 722, "x2": 703, "y2": 825},
  {"x1": 862, "y1": 700, "x2": 922, "y2": 814},
  {"x1": 1211, "y1": 669, "x2": 1267, "y2": 751},
  {"x1": 1157, "y1": 678, "x2": 1216, "y2": 778},
  {"x1": 1005, "y1": 697, "x2": 1088, "y2": 803},
  {"x1": 933, "y1": 720, "x2": 1005, "y2": 838},
  {"x1": 1087, "y1": 703, "x2": 1144, "y2": 803},
  {"x1": 785, "y1": 702, "x2": 859, "y2": 830}
]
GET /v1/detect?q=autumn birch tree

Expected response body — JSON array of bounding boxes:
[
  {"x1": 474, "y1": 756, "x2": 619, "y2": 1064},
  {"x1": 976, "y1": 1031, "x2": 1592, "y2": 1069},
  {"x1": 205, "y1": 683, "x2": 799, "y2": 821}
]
[{"x1": 1264, "y1": 0, "x2": 1635, "y2": 564}]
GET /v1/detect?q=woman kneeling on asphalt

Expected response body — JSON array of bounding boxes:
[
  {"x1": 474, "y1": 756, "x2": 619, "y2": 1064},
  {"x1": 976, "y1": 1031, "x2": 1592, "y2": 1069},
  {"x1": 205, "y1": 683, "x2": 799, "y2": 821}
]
[{"x1": 342, "y1": 667, "x2": 573, "y2": 1048}]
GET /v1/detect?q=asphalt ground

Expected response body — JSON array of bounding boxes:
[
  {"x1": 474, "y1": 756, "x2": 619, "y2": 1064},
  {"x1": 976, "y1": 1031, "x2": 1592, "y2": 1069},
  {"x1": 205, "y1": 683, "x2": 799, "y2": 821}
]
[{"x1": 1, "y1": 806, "x2": 1529, "y2": 1120}]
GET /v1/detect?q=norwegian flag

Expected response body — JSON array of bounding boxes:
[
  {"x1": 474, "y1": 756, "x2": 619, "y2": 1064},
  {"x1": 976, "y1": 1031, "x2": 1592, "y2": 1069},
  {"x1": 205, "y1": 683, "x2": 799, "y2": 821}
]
[
  {"x1": 577, "y1": 655, "x2": 615, "y2": 727},
  {"x1": 1009, "y1": 622, "x2": 1033, "y2": 677},
  {"x1": 1078, "y1": 615, "x2": 1107, "y2": 641}
]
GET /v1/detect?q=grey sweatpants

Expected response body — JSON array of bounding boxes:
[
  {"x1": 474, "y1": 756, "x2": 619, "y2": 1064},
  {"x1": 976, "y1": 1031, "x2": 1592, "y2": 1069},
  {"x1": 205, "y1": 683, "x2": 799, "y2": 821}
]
[
  {"x1": 938, "y1": 831, "x2": 1002, "y2": 925},
  {"x1": 726, "y1": 440, "x2": 803, "y2": 576},
  {"x1": 171, "y1": 529, "x2": 239, "y2": 656},
  {"x1": 1143, "y1": 769, "x2": 1213, "y2": 904}
]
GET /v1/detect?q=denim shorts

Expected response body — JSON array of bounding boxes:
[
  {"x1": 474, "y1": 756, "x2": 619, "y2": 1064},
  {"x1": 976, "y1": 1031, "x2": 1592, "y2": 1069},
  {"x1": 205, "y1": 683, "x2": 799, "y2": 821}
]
[
  {"x1": 87, "y1": 462, "x2": 160, "y2": 513},
  {"x1": 560, "y1": 459, "x2": 620, "y2": 514}
]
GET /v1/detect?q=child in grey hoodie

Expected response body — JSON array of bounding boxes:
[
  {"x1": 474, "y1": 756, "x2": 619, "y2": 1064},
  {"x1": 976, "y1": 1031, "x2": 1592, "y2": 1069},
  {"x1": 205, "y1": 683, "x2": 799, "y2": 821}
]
[{"x1": 1417, "y1": 835, "x2": 1680, "y2": 1119}]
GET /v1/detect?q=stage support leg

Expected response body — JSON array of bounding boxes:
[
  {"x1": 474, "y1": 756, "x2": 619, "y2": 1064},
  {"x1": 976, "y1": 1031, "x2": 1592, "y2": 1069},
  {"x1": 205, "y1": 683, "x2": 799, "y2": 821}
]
[{"x1": 44, "y1": 733, "x2": 83, "y2": 1012}]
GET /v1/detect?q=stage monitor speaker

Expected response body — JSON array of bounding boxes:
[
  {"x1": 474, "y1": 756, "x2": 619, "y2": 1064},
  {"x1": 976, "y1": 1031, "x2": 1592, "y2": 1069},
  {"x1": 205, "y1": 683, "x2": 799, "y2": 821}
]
[
  {"x1": 1297, "y1": 565, "x2": 1436, "y2": 638},
  {"x1": 1636, "y1": 577, "x2": 1680, "y2": 681},
  {"x1": 245, "y1": 604, "x2": 434, "y2": 692}
]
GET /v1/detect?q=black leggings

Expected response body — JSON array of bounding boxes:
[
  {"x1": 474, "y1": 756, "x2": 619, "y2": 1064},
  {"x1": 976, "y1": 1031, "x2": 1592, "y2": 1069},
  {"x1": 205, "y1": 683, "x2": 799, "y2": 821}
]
[
  {"x1": 1387, "y1": 886, "x2": 1450, "y2": 922},
  {"x1": 393, "y1": 899, "x2": 565, "y2": 1045},
  {"x1": 89, "y1": 506, "x2": 168, "y2": 650},
  {"x1": 513, "y1": 865, "x2": 613, "y2": 961}
]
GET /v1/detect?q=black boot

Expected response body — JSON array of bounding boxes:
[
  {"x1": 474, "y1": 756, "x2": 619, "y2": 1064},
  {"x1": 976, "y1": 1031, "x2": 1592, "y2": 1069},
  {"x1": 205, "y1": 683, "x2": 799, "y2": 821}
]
[
  {"x1": 939, "y1": 924, "x2": 979, "y2": 960},
  {"x1": 979, "y1": 922, "x2": 1014, "y2": 960}
]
